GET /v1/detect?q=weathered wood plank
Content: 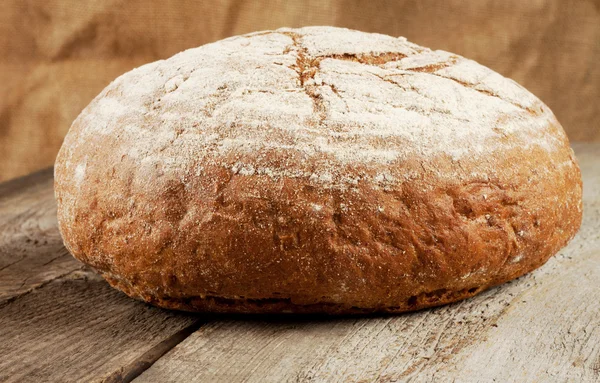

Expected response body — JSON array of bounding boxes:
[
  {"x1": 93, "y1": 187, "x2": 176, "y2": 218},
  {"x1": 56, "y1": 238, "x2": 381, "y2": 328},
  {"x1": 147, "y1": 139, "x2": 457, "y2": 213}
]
[
  {"x1": 0, "y1": 168, "x2": 54, "y2": 204},
  {"x1": 135, "y1": 143, "x2": 600, "y2": 383},
  {"x1": 0, "y1": 168, "x2": 81, "y2": 302},
  {"x1": 0, "y1": 167, "x2": 203, "y2": 382},
  {"x1": 0, "y1": 269, "x2": 200, "y2": 383}
]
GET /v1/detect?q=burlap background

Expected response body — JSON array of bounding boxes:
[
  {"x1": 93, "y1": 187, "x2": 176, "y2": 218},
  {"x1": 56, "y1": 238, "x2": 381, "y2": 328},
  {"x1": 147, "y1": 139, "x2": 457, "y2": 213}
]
[{"x1": 1, "y1": 0, "x2": 599, "y2": 182}]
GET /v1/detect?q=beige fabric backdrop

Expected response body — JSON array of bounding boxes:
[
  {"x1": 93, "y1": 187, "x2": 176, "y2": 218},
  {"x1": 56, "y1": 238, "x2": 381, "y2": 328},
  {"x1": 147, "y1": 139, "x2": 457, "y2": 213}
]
[{"x1": 1, "y1": 0, "x2": 599, "y2": 182}]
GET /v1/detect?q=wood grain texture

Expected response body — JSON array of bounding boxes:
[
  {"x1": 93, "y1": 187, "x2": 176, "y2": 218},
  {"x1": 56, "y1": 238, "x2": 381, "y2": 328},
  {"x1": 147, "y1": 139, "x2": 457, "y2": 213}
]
[
  {"x1": 1, "y1": 0, "x2": 599, "y2": 182},
  {"x1": 0, "y1": 269, "x2": 200, "y2": 383},
  {"x1": 0, "y1": 168, "x2": 202, "y2": 383},
  {"x1": 0, "y1": 168, "x2": 80, "y2": 303},
  {"x1": 135, "y1": 143, "x2": 600, "y2": 383}
]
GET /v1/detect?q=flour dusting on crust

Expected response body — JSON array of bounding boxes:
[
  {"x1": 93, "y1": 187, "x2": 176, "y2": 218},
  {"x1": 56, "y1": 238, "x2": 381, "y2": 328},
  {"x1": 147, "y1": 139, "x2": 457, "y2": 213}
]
[{"x1": 64, "y1": 26, "x2": 564, "y2": 187}]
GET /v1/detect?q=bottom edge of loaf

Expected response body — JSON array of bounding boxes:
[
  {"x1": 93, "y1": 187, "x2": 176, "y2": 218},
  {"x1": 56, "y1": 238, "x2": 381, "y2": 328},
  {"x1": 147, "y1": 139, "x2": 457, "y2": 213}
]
[
  {"x1": 92, "y1": 248, "x2": 562, "y2": 314},
  {"x1": 102, "y1": 274, "x2": 496, "y2": 314},
  {"x1": 150, "y1": 287, "x2": 488, "y2": 315}
]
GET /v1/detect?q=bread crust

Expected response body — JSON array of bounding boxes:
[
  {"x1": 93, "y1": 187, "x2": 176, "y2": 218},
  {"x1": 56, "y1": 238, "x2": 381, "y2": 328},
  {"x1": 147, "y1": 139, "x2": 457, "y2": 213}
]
[{"x1": 54, "y1": 27, "x2": 582, "y2": 314}]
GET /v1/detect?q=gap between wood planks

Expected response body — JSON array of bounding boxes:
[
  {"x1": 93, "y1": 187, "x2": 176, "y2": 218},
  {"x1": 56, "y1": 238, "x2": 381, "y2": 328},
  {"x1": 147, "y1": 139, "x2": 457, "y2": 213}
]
[
  {"x1": 103, "y1": 317, "x2": 205, "y2": 383},
  {"x1": 0, "y1": 264, "x2": 207, "y2": 383}
]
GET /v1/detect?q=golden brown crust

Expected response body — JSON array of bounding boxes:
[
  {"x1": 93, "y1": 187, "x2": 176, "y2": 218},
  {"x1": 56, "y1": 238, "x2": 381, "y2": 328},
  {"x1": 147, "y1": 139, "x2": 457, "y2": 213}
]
[{"x1": 54, "y1": 27, "x2": 583, "y2": 314}]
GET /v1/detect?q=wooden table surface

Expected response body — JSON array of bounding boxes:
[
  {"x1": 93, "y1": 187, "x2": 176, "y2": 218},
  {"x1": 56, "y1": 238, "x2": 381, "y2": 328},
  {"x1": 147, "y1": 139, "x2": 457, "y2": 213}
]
[{"x1": 1, "y1": 143, "x2": 599, "y2": 383}]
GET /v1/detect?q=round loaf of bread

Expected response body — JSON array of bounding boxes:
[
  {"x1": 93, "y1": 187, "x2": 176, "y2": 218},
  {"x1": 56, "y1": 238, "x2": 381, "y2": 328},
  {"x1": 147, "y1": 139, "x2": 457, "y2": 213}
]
[{"x1": 55, "y1": 26, "x2": 582, "y2": 314}]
